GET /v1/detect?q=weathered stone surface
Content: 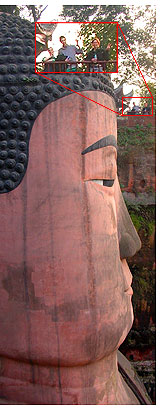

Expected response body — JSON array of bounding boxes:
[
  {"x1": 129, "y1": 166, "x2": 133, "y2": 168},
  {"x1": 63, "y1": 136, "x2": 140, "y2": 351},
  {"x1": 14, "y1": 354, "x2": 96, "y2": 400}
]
[
  {"x1": 0, "y1": 12, "x2": 151, "y2": 405},
  {"x1": 0, "y1": 91, "x2": 145, "y2": 404}
]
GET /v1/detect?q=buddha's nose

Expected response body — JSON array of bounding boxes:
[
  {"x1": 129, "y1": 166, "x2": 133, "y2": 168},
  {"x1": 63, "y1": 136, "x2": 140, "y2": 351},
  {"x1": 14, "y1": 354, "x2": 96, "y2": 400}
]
[
  {"x1": 119, "y1": 230, "x2": 141, "y2": 259},
  {"x1": 114, "y1": 178, "x2": 141, "y2": 259}
]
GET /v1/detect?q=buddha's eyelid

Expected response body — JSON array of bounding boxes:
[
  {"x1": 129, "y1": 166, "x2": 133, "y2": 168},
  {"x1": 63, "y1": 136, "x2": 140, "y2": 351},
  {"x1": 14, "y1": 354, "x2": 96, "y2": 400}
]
[{"x1": 81, "y1": 135, "x2": 117, "y2": 155}]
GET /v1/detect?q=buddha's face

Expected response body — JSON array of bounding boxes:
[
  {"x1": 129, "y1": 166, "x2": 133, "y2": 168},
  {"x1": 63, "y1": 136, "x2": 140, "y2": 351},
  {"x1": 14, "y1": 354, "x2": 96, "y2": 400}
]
[{"x1": 0, "y1": 91, "x2": 141, "y2": 367}]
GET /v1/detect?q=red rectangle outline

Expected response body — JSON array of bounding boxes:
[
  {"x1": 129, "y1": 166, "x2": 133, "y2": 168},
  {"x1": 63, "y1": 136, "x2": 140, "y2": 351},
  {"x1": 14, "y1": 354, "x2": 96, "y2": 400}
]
[
  {"x1": 122, "y1": 96, "x2": 153, "y2": 117},
  {"x1": 35, "y1": 21, "x2": 118, "y2": 75}
]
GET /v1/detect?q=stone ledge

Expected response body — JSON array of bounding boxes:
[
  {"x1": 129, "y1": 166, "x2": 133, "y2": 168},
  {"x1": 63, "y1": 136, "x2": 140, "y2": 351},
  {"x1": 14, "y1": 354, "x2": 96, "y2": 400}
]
[{"x1": 123, "y1": 192, "x2": 156, "y2": 205}]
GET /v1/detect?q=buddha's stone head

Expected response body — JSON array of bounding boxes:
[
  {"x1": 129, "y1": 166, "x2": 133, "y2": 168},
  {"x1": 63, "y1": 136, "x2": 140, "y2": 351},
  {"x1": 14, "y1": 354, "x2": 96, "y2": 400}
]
[{"x1": 0, "y1": 13, "x2": 141, "y2": 404}]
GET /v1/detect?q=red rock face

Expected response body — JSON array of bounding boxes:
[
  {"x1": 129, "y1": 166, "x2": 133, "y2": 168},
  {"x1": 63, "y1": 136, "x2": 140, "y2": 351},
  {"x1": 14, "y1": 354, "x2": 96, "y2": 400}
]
[
  {"x1": 0, "y1": 92, "x2": 141, "y2": 404},
  {"x1": 117, "y1": 116, "x2": 156, "y2": 197}
]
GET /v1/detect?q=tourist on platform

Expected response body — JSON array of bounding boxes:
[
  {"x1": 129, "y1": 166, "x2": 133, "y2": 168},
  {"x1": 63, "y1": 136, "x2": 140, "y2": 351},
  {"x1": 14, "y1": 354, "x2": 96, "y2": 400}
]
[
  {"x1": 85, "y1": 37, "x2": 111, "y2": 72},
  {"x1": 58, "y1": 36, "x2": 83, "y2": 72},
  {"x1": 142, "y1": 102, "x2": 151, "y2": 115},
  {"x1": 131, "y1": 102, "x2": 140, "y2": 115}
]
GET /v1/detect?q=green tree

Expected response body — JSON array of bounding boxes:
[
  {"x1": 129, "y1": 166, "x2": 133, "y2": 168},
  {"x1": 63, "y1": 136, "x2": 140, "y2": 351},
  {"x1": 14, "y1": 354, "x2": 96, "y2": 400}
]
[
  {"x1": 80, "y1": 22, "x2": 117, "y2": 72},
  {"x1": 60, "y1": 5, "x2": 129, "y2": 23},
  {"x1": 60, "y1": 5, "x2": 156, "y2": 87},
  {"x1": 0, "y1": 5, "x2": 20, "y2": 15},
  {"x1": 0, "y1": 4, "x2": 47, "y2": 22},
  {"x1": 137, "y1": 81, "x2": 156, "y2": 114},
  {"x1": 23, "y1": 5, "x2": 47, "y2": 22},
  {"x1": 130, "y1": 6, "x2": 156, "y2": 83}
]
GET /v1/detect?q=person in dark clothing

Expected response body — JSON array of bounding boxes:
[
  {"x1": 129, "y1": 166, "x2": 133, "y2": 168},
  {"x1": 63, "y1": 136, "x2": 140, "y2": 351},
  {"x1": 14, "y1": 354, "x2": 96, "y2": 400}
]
[
  {"x1": 131, "y1": 102, "x2": 140, "y2": 115},
  {"x1": 142, "y1": 102, "x2": 151, "y2": 115},
  {"x1": 85, "y1": 37, "x2": 111, "y2": 72}
]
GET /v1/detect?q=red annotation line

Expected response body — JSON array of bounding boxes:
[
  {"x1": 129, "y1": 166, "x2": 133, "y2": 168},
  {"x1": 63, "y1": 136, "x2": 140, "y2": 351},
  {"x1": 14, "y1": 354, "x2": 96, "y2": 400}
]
[
  {"x1": 38, "y1": 73, "x2": 122, "y2": 115},
  {"x1": 118, "y1": 24, "x2": 153, "y2": 97}
]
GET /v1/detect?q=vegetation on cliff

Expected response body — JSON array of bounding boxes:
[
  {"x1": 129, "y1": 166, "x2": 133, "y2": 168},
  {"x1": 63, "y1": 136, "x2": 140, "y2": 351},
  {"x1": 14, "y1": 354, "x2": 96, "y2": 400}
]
[{"x1": 117, "y1": 123, "x2": 155, "y2": 150}]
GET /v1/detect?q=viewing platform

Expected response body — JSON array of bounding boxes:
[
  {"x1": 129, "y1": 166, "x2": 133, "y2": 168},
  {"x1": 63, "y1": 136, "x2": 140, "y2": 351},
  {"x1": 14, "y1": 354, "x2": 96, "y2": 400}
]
[{"x1": 37, "y1": 59, "x2": 117, "y2": 73}]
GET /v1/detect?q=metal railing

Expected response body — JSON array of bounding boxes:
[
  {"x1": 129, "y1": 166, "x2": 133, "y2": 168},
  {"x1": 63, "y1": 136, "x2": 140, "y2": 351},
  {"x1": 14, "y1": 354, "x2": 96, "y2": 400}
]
[{"x1": 37, "y1": 60, "x2": 117, "y2": 73}]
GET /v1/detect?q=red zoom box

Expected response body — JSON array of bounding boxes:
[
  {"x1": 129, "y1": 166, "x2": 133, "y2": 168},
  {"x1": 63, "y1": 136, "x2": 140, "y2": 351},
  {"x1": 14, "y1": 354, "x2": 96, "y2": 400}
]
[
  {"x1": 122, "y1": 96, "x2": 153, "y2": 116},
  {"x1": 35, "y1": 21, "x2": 118, "y2": 74}
]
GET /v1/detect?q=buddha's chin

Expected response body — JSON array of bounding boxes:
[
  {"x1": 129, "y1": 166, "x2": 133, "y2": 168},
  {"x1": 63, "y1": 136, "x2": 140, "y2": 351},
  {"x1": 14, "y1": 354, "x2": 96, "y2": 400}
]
[{"x1": 116, "y1": 300, "x2": 134, "y2": 351}]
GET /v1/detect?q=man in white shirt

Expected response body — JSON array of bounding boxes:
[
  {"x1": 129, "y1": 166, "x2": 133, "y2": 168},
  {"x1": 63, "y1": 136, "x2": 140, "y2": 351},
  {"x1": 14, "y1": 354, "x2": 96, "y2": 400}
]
[{"x1": 58, "y1": 36, "x2": 82, "y2": 71}]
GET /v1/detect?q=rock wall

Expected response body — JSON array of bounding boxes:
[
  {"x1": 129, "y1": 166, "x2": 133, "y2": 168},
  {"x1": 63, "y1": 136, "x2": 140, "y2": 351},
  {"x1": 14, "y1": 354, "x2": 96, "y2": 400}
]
[
  {"x1": 117, "y1": 116, "x2": 156, "y2": 403},
  {"x1": 117, "y1": 116, "x2": 156, "y2": 205}
]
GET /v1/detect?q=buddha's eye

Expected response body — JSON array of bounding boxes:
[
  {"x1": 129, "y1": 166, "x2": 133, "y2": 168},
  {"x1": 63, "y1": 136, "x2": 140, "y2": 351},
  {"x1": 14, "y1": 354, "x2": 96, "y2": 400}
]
[
  {"x1": 103, "y1": 179, "x2": 114, "y2": 187},
  {"x1": 92, "y1": 179, "x2": 115, "y2": 187},
  {"x1": 93, "y1": 179, "x2": 103, "y2": 185}
]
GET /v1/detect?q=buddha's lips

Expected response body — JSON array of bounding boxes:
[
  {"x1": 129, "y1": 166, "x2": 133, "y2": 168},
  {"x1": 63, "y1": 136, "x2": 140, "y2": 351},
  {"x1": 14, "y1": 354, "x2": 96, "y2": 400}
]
[
  {"x1": 124, "y1": 275, "x2": 133, "y2": 295},
  {"x1": 124, "y1": 286, "x2": 133, "y2": 295}
]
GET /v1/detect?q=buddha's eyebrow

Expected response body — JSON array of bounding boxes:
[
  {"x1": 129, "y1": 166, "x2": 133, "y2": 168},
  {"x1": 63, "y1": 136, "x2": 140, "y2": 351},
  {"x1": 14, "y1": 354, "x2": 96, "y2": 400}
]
[{"x1": 81, "y1": 135, "x2": 117, "y2": 155}]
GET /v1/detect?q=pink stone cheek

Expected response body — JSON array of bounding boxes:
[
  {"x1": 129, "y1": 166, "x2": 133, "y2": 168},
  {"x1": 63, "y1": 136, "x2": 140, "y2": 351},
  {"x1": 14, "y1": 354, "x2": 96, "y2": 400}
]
[
  {"x1": 27, "y1": 182, "x2": 134, "y2": 364},
  {"x1": 82, "y1": 182, "x2": 134, "y2": 354},
  {"x1": 27, "y1": 182, "x2": 127, "y2": 364},
  {"x1": 0, "y1": 170, "x2": 123, "y2": 365},
  {"x1": 0, "y1": 99, "x2": 87, "y2": 364}
]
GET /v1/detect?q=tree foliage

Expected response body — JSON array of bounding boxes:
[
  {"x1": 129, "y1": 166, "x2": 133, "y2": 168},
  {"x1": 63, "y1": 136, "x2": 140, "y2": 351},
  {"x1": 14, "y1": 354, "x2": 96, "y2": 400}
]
[
  {"x1": 0, "y1": 5, "x2": 20, "y2": 16},
  {"x1": 0, "y1": 4, "x2": 47, "y2": 22},
  {"x1": 137, "y1": 81, "x2": 156, "y2": 114},
  {"x1": 60, "y1": 5, "x2": 156, "y2": 87},
  {"x1": 80, "y1": 22, "x2": 117, "y2": 71}
]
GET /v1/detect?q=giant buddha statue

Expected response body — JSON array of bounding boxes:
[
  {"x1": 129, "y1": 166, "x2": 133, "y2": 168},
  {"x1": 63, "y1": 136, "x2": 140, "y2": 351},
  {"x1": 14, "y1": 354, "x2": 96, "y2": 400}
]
[{"x1": 0, "y1": 13, "x2": 151, "y2": 404}]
